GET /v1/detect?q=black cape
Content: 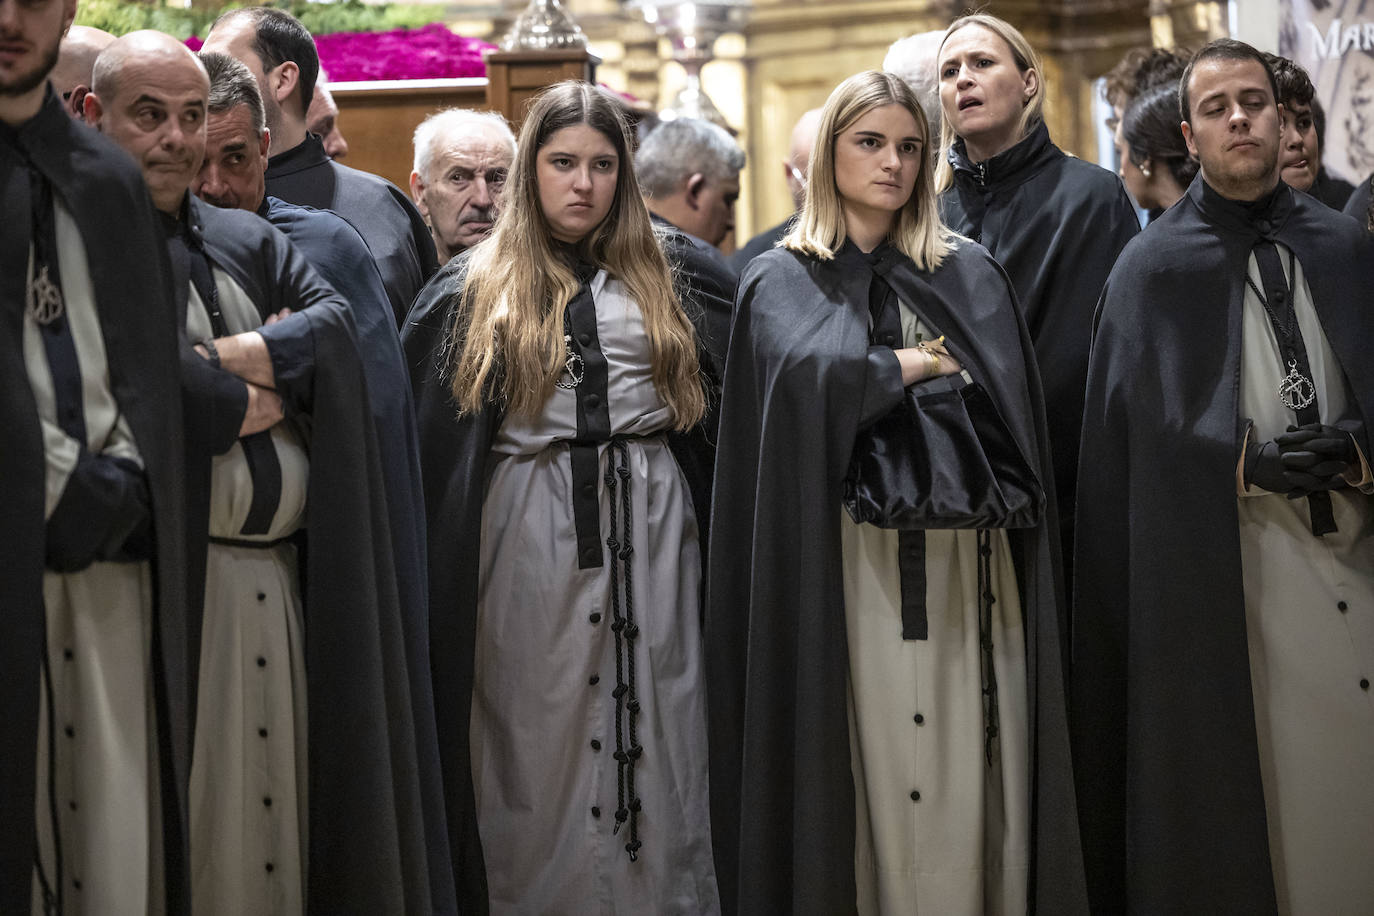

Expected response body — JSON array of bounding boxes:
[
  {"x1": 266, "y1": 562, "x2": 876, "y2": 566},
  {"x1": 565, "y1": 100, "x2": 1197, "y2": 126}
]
[
  {"x1": 1342, "y1": 170, "x2": 1371, "y2": 228},
  {"x1": 177, "y1": 196, "x2": 452, "y2": 914},
  {"x1": 400, "y1": 246, "x2": 723, "y2": 913},
  {"x1": 727, "y1": 214, "x2": 794, "y2": 273},
  {"x1": 257, "y1": 195, "x2": 454, "y2": 912},
  {"x1": 265, "y1": 133, "x2": 439, "y2": 326},
  {"x1": 0, "y1": 90, "x2": 192, "y2": 913},
  {"x1": 1071, "y1": 177, "x2": 1374, "y2": 914},
  {"x1": 941, "y1": 121, "x2": 1139, "y2": 591},
  {"x1": 706, "y1": 240, "x2": 1087, "y2": 915},
  {"x1": 1310, "y1": 166, "x2": 1355, "y2": 211}
]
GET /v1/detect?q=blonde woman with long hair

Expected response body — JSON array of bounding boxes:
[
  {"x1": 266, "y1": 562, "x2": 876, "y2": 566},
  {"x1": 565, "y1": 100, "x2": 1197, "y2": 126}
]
[
  {"x1": 936, "y1": 13, "x2": 1138, "y2": 599},
  {"x1": 707, "y1": 70, "x2": 1086, "y2": 914},
  {"x1": 402, "y1": 80, "x2": 721, "y2": 914}
]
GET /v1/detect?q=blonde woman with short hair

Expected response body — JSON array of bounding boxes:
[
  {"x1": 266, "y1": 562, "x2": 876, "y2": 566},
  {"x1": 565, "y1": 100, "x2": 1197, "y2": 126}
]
[
  {"x1": 937, "y1": 13, "x2": 1138, "y2": 599},
  {"x1": 707, "y1": 70, "x2": 1087, "y2": 915},
  {"x1": 402, "y1": 80, "x2": 721, "y2": 914}
]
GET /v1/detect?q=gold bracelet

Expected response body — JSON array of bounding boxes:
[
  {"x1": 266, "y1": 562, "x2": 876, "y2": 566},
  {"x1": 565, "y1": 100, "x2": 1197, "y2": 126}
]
[{"x1": 928, "y1": 348, "x2": 940, "y2": 377}]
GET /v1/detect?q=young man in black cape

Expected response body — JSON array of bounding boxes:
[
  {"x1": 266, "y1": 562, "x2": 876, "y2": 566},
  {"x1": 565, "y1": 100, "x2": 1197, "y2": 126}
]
[
  {"x1": 1, "y1": 0, "x2": 190, "y2": 909},
  {"x1": 1073, "y1": 39, "x2": 1374, "y2": 914},
  {"x1": 89, "y1": 31, "x2": 451, "y2": 914},
  {"x1": 203, "y1": 6, "x2": 439, "y2": 326},
  {"x1": 706, "y1": 236, "x2": 1086, "y2": 914}
]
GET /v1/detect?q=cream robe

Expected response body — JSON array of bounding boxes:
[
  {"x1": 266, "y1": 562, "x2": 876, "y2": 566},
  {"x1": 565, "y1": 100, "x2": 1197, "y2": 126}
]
[
  {"x1": 1237, "y1": 249, "x2": 1374, "y2": 916},
  {"x1": 185, "y1": 265, "x2": 310, "y2": 916},
  {"x1": 843, "y1": 309, "x2": 1030, "y2": 916},
  {"x1": 28, "y1": 202, "x2": 161, "y2": 916}
]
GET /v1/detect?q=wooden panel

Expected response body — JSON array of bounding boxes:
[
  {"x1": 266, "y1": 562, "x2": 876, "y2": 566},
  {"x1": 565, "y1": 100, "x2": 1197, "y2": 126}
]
[
  {"x1": 332, "y1": 78, "x2": 489, "y2": 192},
  {"x1": 485, "y1": 50, "x2": 601, "y2": 129},
  {"x1": 329, "y1": 49, "x2": 601, "y2": 193}
]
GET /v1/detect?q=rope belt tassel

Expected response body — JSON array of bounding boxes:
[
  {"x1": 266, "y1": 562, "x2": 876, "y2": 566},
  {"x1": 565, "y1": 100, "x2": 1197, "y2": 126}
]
[
  {"x1": 977, "y1": 529, "x2": 1000, "y2": 767},
  {"x1": 604, "y1": 440, "x2": 643, "y2": 861}
]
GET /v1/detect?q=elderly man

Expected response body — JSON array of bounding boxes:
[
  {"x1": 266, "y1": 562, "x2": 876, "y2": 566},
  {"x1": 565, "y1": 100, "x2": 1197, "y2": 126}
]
[
  {"x1": 306, "y1": 67, "x2": 348, "y2": 158},
  {"x1": 203, "y1": 6, "x2": 438, "y2": 325},
  {"x1": 1, "y1": 2, "x2": 190, "y2": 912},
  {"x1": 883, "y1": 29, "x2": 944, "y2": 129},
  {"x1": 48, "y1": 23, "x2": 113, "y2": 118},
  {"x1": 636, "y1": 115, "x2": 743, "y2": 260},
  {"x1": 728, "y1": 107, "x2": 820, "y2": 272},
  {"x1": 87, "y1": 30, "x2": 445, "y2": 915},
  {"x1": 1074, "y1": 39, "x2": 1374, "y2": 914},
  {"x1": 409, "y1": 107, "x2": 514, "y2": 264}
]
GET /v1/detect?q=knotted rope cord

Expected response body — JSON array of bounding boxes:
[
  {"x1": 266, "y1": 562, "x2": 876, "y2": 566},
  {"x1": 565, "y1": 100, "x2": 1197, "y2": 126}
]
[
  {"x1": 978, "y1": 530, "x2": 1001, "y2": 767},
  {"x1": 605, "y1": 439, "x2": 642, "y2": 860}
]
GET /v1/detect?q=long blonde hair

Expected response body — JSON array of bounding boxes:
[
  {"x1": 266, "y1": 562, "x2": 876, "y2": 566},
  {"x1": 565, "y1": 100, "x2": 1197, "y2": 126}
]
[
  {"x1": 447, "y1": 81, "x2": 704, "y2": 429},
  {"x1": 783, "y1": 70, "x2": 955, "y2": 272},
  {"x1": 934, "y1": 13, "x2": 1045, "y2": 192}
]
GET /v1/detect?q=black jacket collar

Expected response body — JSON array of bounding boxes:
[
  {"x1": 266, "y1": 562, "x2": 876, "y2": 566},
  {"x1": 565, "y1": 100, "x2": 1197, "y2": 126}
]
[
  {"x1": 266, "y1": 132, "x2": 328, "y2": 179},
  {"x1": 948, "y1": 119, "x2": 1056, "y2": 189}
]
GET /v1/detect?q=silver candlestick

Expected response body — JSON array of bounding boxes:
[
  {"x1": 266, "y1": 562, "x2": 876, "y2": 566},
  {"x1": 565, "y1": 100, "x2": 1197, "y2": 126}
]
[{"x1": 623, "y1": 1, "x2": 751, "y2": 126}]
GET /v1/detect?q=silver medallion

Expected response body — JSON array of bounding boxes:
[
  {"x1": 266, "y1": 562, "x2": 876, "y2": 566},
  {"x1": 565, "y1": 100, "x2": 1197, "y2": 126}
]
[
  {"x1": 26, "y1": 263, "x2": 65, "y2": 325},
  {"x1": 1278, "y1": 360, "x2": 1316, "y2": 411},
  {"x1": 556, "y1": 334, "x2": 584, "y2": 389}
]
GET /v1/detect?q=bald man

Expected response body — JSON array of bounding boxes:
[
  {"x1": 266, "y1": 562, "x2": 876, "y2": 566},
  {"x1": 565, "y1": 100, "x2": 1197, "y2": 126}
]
[
  {"x1": 305, "y1": 72, "x2": 348, "y2": 158},
  {"x1": 88, "y1": 30, "x2": 443, "y2": 915},
  {"x1": 48, "y1": 23, "x2": 113, "y2": 118},
  {"x1": 728, "y1": 107, "x2": 822, "y2": 272},
  {"x1": 2, "y1": 9, "x2": 190, "y2": 914}
]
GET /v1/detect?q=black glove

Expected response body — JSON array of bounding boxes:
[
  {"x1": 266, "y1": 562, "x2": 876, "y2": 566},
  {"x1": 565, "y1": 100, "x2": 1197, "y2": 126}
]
[
  {"x1": 1243, "y1": 437, "x2": 1295, "y2": 494},
  {"x1": 1276, "y1": 423, "x2": 1357, "y2": 495},
  {"x1": 46, "y1": 451, "x2": 153, "y2": 573}
]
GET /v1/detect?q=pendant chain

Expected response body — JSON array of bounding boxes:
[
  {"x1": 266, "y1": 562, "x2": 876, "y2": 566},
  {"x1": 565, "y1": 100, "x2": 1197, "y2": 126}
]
[{"x1": 1245, "y1": 249, "x2": 1315, "y2": 412}]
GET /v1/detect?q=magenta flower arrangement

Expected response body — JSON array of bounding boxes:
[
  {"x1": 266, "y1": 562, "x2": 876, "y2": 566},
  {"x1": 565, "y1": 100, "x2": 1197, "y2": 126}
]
[
  {"x1": 186, "y1": 23, "x2": 493, "y2": 81},
  {"x1": 315, "y1": 24, "x2": 493, "y2": 81}
]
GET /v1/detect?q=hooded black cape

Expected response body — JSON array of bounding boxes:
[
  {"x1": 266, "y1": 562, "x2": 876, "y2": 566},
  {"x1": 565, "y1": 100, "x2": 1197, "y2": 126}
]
[
  {"x1": 400, "y1": 243, "x2": 724, "y2": 914},
  {"x1": 706, "y1": 240, "x2": 1087, "y2": 915},
  {"x1": 1071, "y1": 177, "x2": 1374, "y2": 914},
  {"x1": 941, "y1": 121, "x2": 1139, "y2": 590},
  {"x1": 176, "y1": 196, "x2": 452, "y2": 914},
  {"x1": 0, "y1": 91, "x2": 191, "y2": 913},
  {"x1": 265, "y1": 133, "x2": 439, "y2": 326}
]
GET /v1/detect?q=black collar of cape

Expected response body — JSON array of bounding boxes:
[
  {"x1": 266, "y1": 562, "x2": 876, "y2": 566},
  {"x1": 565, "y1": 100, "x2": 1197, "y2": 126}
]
[
  {"x1": 705, "y1": 239, "x2": 1086, "y2": 914},
  {"x1": 398, "y1": 245, "x2": 721, "y2": 914},
  {"x1": 1070, "y1": 172, "x2": 1374, "y2": 914},
  {"x1": 265, "y1": 131, "x2": 328, "y2": 180},
  {"x1": 0, "y1": 85, "x2": 192, "y2": 915},
  {"x1": 948, "y1": 118, "x2": 1059, "y2": 189}
]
